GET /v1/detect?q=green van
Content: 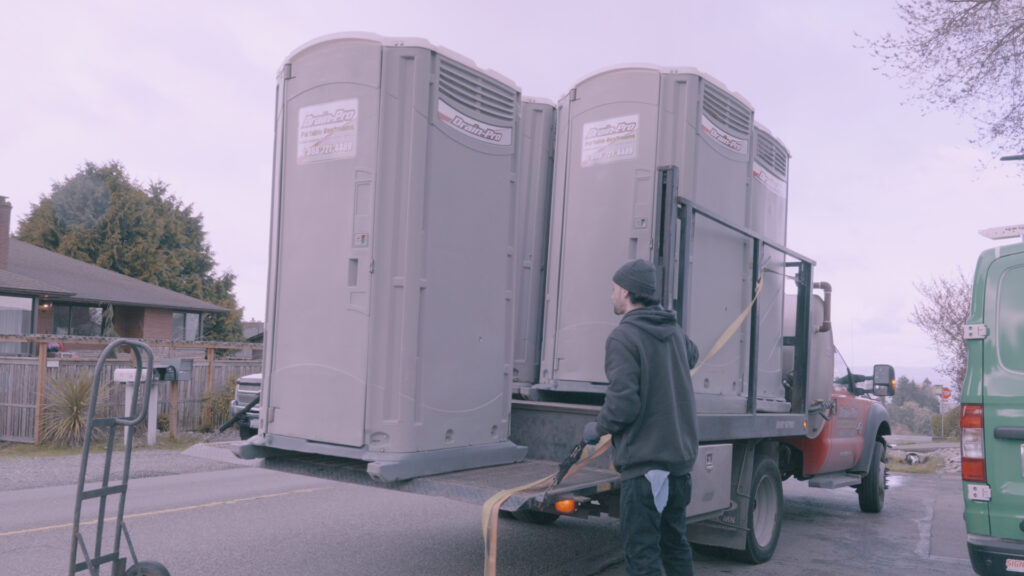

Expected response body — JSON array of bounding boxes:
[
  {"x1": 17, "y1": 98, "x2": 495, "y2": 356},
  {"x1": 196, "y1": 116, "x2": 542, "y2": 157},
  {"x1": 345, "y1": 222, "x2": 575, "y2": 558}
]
[{"x1": 963, "y1": 225, "x2": 1024, "y2": 575}]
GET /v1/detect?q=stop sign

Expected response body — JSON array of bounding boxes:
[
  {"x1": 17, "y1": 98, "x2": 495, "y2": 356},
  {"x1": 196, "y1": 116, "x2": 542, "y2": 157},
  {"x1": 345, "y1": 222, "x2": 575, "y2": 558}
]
[{"x1": 940, "y1": 387, "x2": 952, "y2": 400}]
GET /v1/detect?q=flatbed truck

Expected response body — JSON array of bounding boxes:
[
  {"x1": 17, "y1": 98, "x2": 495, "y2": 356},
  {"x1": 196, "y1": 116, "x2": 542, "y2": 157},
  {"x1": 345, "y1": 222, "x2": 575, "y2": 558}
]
[{"x1": 234, "y1": 33, "x2": 895, "y2": 565}]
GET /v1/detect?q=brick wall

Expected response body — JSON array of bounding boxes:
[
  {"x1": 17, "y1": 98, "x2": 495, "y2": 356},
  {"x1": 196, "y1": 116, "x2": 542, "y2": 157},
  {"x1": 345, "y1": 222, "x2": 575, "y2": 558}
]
[
  {"x1": 114, "y1": 306, "x2": 145, "y2": 338},
  {"x1": 143, "y1": 308, "x2": 173, "y2": 340}
]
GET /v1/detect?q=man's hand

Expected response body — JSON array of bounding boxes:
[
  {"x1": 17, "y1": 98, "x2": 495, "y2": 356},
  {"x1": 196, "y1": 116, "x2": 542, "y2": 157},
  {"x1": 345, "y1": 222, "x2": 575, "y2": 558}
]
[{"x1": 583, "y1": 421, "x2": 601, "y2": 445}]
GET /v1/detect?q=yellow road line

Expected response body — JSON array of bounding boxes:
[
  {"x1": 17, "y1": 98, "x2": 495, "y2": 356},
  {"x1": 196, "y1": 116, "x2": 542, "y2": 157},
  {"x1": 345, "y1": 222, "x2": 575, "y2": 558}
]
[{"x1": 0, "y1": 487, "x2": 327, "y2": 538}]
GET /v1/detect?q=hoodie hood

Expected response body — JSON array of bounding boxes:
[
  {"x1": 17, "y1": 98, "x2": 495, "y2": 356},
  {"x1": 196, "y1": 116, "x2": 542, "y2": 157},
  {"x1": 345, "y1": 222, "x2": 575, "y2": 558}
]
[{"x1": 621, "y1": 305, "x2": 679, "y2": 341}]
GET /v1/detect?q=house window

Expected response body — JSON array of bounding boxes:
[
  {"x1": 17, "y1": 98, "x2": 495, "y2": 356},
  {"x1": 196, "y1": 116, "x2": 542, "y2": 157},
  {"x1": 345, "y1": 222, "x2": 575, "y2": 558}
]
[
  {"x1": 172, "y1": 312, "x2": 202, "y2": 341},
  {"x1": 52, "y1": 304, "x2": 103, "y2": 337},
  {"x1": 0, "y1": 295, "x2": 33, "y2": 355}
]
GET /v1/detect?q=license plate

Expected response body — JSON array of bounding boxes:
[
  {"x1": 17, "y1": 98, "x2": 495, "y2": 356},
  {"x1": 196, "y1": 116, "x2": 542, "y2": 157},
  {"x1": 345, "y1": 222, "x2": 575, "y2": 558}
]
[
  {"x1": 250, "y1": 418, "x2": 260, "y2": 430},
  {"x1": 1007, "y1": 558, "x2": 1024, "y2": 573}
]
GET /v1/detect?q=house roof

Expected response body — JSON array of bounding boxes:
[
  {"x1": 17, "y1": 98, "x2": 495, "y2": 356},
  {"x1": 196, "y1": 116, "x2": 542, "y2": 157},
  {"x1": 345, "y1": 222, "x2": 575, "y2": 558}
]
[
  {"x1": 0, "y1": 268, "x2": 74, "y2": 298},
  {"x1": 5, "y1": 239, "x2": 227, "y2": 313}
]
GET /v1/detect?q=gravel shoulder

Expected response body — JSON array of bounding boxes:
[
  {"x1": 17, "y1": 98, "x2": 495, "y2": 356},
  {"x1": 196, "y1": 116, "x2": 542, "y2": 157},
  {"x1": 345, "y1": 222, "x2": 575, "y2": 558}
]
[{"x1": 0, "y1": 430, "x2": 256, "y2": 492}]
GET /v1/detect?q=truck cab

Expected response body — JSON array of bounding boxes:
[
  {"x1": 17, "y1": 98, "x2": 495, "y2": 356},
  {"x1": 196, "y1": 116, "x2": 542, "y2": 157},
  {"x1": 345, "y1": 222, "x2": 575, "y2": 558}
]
[
  {"x1": 780, "y1": 345, "x2": 894, "y2": 513},
  {"x1": 962, "y1": 226, "x2": 1024, "y2": 575}
]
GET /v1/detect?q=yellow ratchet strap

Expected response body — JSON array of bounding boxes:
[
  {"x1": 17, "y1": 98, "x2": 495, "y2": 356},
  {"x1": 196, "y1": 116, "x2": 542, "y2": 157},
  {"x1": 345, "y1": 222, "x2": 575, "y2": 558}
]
[{"x1": 482, "y1": 436, "x2": 612, "y2": 576}]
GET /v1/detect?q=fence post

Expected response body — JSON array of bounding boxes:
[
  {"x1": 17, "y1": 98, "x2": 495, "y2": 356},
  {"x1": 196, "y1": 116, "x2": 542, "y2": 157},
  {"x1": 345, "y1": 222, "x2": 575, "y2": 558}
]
[
  {"x1": 170, "y1": 380, "x2": 179, "y2": 439},
  {"x1": 203, "y1": 347, "x2": 215, "y2": 430},
  {"x1": 34, "y1": 343, "x2": 46, "y2": 445}
]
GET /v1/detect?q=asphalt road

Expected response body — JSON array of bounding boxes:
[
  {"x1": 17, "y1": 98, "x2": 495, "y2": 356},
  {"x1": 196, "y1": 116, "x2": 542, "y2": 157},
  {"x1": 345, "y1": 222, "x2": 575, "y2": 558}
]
[
  {"x1": 0, "y1": 440, "x2": 972, "y2": 576},
  {"x1": 0, "y1": 446, "x2": 623, "y2": 575}
]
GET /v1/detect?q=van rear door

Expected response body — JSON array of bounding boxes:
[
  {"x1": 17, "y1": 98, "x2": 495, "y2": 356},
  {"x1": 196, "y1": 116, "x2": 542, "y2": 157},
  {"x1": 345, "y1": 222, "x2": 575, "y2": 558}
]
[{"x1": 981, "y1": 251, "x2": 1024, "y2": 540}]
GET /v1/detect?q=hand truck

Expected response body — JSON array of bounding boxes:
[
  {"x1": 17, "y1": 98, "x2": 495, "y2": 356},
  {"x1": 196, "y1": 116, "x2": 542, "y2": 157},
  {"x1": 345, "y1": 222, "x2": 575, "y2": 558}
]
[{"x1": 68, "y1": 339, "x2": 170, "y2": 576}]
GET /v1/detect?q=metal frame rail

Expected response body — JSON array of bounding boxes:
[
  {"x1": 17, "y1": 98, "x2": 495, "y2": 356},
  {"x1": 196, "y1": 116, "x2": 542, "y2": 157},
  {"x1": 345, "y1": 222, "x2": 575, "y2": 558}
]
[{"x1": 658, "y1": 166, "x2": 817, "y2": 441}]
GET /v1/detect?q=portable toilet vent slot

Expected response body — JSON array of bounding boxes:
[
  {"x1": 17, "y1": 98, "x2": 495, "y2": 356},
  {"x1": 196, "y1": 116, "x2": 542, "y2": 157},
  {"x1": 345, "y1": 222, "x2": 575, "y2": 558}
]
[{"x1": 701, "y1": 82, "x2": 753, "y2": 142}]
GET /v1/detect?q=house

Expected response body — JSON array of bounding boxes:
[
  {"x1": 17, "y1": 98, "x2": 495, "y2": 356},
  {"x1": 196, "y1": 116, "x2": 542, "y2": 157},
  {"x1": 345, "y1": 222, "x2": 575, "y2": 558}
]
[
  {"x1": 0, "y1": 199, "x2": 227, "y2": 354},
  {"x1": 241, "y1": 320, "x2": 264, "y2": 343}
]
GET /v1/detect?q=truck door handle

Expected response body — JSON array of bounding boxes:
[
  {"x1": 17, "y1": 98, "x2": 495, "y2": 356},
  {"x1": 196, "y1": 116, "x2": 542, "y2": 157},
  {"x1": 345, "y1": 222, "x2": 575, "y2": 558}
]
[{"x1": 994, "y1": 427, "x2": 1024, "y2": 440}]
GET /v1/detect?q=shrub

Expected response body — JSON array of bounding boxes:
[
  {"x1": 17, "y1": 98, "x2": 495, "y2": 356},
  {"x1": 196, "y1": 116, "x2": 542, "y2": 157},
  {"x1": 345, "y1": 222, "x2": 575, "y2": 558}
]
[
  {"x1": 200, "y1": 380, "x2": 237, "y2": 432},
  {"x1": 888, "y1": 401, "x2": 936, "y2": 435},
  {"x1": 41, "y1": 372, "x2": 107, "y2": 447},
  {"x1": 931, "y1": 408, "x2": 960, "y2": 439}
]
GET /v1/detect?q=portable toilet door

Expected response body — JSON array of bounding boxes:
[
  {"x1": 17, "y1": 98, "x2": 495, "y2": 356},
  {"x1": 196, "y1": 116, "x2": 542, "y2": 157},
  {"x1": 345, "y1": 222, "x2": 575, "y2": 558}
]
[
  {"x1": 541, "y1": 67, "x2": 665, "y2": 388},
  {"x1": 263, "y1": 37, "x2": 382, "y2": 447}
]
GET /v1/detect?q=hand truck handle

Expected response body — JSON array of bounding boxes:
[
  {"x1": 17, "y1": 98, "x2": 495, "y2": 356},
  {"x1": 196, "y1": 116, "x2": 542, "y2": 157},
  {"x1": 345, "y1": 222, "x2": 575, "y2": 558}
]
[{"x1": 92, "y1": 339, "x2": 156, "y2": 427}]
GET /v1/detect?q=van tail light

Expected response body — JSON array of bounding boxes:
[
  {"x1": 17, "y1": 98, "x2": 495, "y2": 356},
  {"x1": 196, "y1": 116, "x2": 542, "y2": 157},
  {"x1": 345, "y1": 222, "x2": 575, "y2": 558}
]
[{"x1": 961, "y1": 404, "x2": 986, "y2": 483}]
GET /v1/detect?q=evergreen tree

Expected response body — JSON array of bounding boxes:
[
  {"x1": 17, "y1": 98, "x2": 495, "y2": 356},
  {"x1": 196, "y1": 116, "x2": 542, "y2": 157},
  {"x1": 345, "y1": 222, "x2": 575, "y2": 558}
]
[
  {"x1": 17, "y1": 161, "x2": 244, "y2": 341},
  {"x1": 893, "y1": 376, "x2": 940, "y2": 412}
]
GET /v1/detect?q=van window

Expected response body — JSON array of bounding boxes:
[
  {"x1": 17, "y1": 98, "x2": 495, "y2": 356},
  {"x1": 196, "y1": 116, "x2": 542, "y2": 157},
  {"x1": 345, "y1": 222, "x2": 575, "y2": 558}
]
[{"x1": 998, "y1": 265, "x2": 1024, "y2": 373}]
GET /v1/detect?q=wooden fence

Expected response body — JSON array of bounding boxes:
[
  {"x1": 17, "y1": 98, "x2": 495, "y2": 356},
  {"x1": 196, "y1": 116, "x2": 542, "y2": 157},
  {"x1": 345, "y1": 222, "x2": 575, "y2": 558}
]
[{"x1": 0, "y1": 335, "x2": 262, "y2": 444}]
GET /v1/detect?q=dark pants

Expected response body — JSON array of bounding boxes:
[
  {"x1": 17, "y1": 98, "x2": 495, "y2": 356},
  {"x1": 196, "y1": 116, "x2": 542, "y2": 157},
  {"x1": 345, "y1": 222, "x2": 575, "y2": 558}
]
[{"x1": 619, "y1": 473, "x2": 694, "y2": 576}]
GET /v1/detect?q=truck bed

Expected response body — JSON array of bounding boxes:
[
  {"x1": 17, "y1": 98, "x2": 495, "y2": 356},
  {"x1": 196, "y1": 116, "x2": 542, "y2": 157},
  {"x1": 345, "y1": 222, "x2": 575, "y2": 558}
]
[{"x1": 260, "y1": 451, "x2": 620, "y2": 512}]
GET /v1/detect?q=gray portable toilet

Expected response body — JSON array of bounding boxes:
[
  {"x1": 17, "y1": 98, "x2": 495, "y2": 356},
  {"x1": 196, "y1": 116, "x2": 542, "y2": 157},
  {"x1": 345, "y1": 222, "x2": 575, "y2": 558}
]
[
  {"x1": 537, "y1": 66, "x2": 788, "y2": 413},
  {"x1": 512, "y1": 99, "x2": 556, "y2": 386},
  {"x1": 749, "y1": 124, "x2": 792, "y2": 410},
  {"x1": 750, "y1": 124, "x2": 790, "y2": 246},
  {"x1": 261, "y1": 33, "x2": 526, "y2": 481}
]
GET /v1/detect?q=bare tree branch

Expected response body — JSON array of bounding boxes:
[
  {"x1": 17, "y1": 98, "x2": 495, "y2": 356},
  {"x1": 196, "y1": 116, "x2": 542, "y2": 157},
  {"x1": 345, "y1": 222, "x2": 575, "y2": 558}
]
[
  {"x1": 865, "y1": 0, "x2": 1024, "y2": 153},
  {"x1": 909, "y1": 270, "x2": 972, "y2": 391}
]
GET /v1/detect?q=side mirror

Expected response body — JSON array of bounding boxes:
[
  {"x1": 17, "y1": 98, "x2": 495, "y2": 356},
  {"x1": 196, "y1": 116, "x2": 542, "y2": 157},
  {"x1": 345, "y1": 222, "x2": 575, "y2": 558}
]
[{"x1": 872, "y1": 364, "x2": 895, "y2": 397}]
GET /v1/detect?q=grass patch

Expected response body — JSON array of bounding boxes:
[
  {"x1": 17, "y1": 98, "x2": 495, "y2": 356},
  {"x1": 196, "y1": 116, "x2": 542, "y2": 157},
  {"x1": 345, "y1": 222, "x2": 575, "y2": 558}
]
[
  {"x1": 0, "y1": 432, "x2": 208, "y2": 460},
  {"x1": 0, "y1": 441, "x2": 85, "y2": 459}
]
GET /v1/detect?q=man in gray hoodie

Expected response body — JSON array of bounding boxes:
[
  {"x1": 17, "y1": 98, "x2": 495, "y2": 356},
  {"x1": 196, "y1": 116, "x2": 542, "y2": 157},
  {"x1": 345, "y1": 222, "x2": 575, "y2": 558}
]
[{"x1": 583, "y1": 259, "x2": 699, "y2": 576}]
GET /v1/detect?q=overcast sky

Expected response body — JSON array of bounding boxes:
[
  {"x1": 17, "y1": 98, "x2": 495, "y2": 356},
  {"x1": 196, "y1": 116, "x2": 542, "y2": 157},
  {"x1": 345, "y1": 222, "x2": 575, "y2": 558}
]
[{"x1": 4, "y1": 1, "x2": 1021, "y2": 384}]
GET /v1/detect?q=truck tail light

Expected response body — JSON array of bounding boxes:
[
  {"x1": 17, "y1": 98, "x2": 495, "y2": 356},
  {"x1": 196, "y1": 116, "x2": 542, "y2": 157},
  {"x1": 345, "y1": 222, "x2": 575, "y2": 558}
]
[
  {"x1": 554, "y1": 499, "x2": 577, "y2": 514},
  {"x1": 961, "y1": 404, "x2": 986, "y2": 483}
]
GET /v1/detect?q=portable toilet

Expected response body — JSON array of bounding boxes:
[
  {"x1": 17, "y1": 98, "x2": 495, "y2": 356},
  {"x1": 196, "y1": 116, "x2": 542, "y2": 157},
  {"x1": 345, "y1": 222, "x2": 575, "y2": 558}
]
[
  {"x1": 512, "y1": 99, "x2": 556, "y2": 386},
  {"x1": 537, "y1": 66, "x2": 788, "y2": 413},
  {"x1": 260, "y1": 33, "x2": 526, "y2": 481},
  {"x1": 750, "y1": 124, "x2": 790, "y2": 246},
  {"x1": 749, "y1": 124, "x2": 792, "y2": 411}
]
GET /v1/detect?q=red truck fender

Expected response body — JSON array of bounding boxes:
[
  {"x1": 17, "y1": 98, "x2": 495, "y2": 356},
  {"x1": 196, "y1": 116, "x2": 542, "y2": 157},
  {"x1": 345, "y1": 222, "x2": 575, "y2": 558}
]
[{"x1": 850, "y1": 402, "x2": 892, "y2": 475}]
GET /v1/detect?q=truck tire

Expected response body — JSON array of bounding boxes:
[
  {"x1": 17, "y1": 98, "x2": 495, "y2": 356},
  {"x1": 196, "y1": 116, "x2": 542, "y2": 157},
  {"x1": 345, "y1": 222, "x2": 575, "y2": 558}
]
[
  {"x1": 238, "y1": 423, "x2": 256, "y2": 441},
  {"x1": 736, "y1": 455, "x2": 783, "y2": 564},
  {"x1": 857, "y1": 441, "x2": 886, "y2": 513},
  {"x1": 125, "y1": 561, "x2": 170, "y2": 576}
]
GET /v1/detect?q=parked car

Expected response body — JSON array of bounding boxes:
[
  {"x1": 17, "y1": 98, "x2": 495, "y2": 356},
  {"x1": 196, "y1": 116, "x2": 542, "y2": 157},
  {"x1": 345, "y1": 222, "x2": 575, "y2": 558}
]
[{"x1": 229, "y1": 373, "x2": 261, "y2": 440}]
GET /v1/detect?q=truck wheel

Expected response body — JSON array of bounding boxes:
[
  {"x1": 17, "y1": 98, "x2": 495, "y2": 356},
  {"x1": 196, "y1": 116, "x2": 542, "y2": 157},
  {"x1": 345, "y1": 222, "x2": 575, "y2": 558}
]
[
  {"x1": 125, "y1": 561, "x2": 170, "y2": 576},
  {"x1": 239, "y1": 423, "x2": 256, "y2": 440},
  {"x1": 857, "y1": 441, "x2": 886, "y2": 513},
  {"x1": 736, "y1": 455, "x2": 783, "y2": 564}
]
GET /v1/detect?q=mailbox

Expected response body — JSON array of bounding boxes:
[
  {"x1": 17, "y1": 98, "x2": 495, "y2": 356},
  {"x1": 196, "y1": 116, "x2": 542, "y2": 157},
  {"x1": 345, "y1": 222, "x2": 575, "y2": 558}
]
[{"x1": 152, "y1": 358, "x2": 194, "y2": 382}]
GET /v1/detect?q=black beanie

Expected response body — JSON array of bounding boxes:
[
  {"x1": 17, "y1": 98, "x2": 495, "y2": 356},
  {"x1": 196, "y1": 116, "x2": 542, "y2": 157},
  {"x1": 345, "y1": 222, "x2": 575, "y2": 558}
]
[{"x1": 613, "y1": 259, "x2": 657, "y2": 299}]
